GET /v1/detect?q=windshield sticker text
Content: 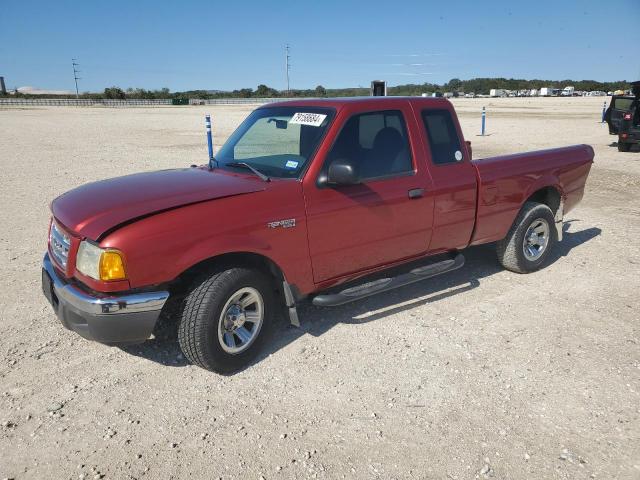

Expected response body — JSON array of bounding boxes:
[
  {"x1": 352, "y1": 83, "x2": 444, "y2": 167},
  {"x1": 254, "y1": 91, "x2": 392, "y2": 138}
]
[
  {"x1": 289, "y1": 113, "x2": 327, "y2": 127},
  {"x1": 285, "y1": 160, "x2": 299, "y2": 169}
]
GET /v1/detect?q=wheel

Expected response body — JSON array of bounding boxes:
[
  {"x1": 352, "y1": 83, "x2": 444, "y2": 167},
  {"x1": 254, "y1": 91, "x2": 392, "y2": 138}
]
[
  {"x1": 618, "y1": 141, "x2": 631, "y2": 152},
  {"x1": 178, "y1": 267, "x2": 274, "y2": 373},
  {"x1": 496, "y1": 202, "x2": 557, "y2": 273}
]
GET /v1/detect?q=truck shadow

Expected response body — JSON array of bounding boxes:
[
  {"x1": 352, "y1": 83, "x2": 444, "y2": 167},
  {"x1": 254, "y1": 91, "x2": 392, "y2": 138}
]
[{"x1": 120, "y1": 221, "x2": 601, "y2": 371}]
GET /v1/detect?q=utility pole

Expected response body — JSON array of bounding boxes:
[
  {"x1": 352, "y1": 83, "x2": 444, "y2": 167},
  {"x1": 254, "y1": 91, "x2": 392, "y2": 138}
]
[
  {"x1": 72, "y1": 59, "x2": 81, "y2": 99},
  {"x1": 285, "y1": 44, "x2": 291, "y2": 96}
]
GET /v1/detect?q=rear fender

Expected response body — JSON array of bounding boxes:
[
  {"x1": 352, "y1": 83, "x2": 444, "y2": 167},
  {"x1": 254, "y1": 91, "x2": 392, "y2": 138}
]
[{"x1": 471, "y1": 177, "x2": 563, "y2": 246}]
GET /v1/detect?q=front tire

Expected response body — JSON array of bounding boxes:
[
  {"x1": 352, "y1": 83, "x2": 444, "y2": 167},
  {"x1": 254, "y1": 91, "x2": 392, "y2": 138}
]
[
  {"x1": 496, "y1": 202, "x2": 557, "y2": 273},
  {"x1": 178, "y1": 267, "x2": 274, "y2": 373}
]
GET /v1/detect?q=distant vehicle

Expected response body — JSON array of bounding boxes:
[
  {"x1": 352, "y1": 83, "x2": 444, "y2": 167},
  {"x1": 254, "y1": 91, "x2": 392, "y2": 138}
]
[
  {"x1": 41, "y1": 97, "x2": 594, "y2": 373},
  {"x1": 529, "y1": 89, "x2": 539, "y2": 96},
  {"x1": 431, "y1": 92, "x2": 443, "y2": 98},
  {"x1": 540, "y1": 88, "x2": 553, "y2": 97},
  {"x1": 605, "y1": 95, "x2": 636, "y2": 135},
  {"x1": 615, "y1": 82, "x2": 640, "y2": 152},
  {"x1": 561, "y1": 86, "x2": 575, "y2": 96},
  {"x1": 490, "y1": 89, "x2": 506, "y2": 97}
]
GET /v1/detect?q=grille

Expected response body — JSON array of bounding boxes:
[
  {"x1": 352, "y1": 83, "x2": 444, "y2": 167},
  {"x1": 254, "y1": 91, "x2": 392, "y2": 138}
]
[{"x1": 50, "y1": 220, "x2": 71, "y2": 269}]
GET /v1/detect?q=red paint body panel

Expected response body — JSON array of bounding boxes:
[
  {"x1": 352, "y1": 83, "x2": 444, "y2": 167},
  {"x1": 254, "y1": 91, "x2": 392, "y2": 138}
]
[
  {"x1": 302, "y1": 100, "x2": 434, "y2": 283},
  {"x1": 408, "y1": 101, "x2": 477, "y2": 251},
  {"x1": 52, "y1": 167, "x2": 266, "y2": 240},
  {"x1": 102, "y1": 179, "x2": 316, "y2": 293},
  {"x1": 470, "y1": 144, "x2": 594, "y2": 245},
  {"x1": 46, "y1": 97, "x2": 594, "y2": 297}
]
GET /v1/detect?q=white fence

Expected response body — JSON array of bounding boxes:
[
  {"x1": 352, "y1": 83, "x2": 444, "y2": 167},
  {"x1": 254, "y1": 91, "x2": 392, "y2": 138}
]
[
  {"x1": 0, "y1": 97, "x2": 287, "y2": 107},
  {"x1": 189, "y1": 98, "x2": 286, "y2": 105}
]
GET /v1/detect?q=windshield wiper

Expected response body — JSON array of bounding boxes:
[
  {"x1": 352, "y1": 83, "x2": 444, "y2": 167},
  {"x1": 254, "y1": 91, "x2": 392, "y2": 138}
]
[{"x1": 226, "y1": 162, "x2": 270, "y2": 182}]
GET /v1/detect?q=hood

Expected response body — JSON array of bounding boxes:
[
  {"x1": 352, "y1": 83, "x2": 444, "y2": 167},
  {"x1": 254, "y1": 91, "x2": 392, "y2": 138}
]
[{"x1": 52, "y1": 167, "x2": 266, "y2": 240}]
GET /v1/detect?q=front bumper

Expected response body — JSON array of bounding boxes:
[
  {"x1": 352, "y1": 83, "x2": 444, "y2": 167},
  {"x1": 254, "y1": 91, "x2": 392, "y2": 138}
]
[{"x1": 42, "y1": 253, "x2": 169, "y2": 345}]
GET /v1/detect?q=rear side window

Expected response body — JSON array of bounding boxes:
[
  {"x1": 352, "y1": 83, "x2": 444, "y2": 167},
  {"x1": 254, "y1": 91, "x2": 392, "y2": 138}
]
[
  {"x1": 326, "y1": 110, "x2": 412, "y2": 180},
  {"x1": 421, "y1": 109, "x2": 463, "y2": 165},
  {"x1": 613, "y1": 98, "x2": 634, "y2": 111}
]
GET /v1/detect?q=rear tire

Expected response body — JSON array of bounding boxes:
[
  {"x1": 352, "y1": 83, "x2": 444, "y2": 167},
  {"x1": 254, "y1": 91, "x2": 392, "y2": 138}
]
[
  {"x1": 496, "y1": 202, "x2": 557, "y2": 274},
  {"x1": 178, "y1": 267, "x2": 274, "y2": 373},
  {"x1": 618, "y1": 141, "x2": 631, "y2": 152}
]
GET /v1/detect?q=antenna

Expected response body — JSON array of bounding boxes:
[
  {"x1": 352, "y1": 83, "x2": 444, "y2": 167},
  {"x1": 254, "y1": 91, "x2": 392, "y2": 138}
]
[
  {"x1": 285, "y1": 44, "x2": 291, "y2": 96},
  {"x1": 72, "y1": 59, "x2": 81, "y2": 99}
]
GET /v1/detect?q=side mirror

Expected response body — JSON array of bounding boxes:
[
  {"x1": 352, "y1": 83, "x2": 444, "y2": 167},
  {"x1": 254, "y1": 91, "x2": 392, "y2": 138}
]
[
  {"x1": 327, "y1": 158, "x2": 360, "y2": 186},
  {"x1": 465, "y1": 140, "x2": 472, "y2": 160}
]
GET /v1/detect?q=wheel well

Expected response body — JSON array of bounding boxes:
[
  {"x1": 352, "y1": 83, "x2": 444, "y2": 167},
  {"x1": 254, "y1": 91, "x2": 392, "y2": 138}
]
[
  {"x1": 526, "y1": 186, "x2": 562, "y2": 214},
  {"x1": 154, "y1": 252, "x2": 287, "y2": 339},
  {"x1": 169, "y1": 252, "x2": 285, "y2": 298}
]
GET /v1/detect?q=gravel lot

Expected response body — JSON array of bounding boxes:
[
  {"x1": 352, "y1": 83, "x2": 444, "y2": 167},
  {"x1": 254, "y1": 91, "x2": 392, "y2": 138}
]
[{"x1": 1, "y1": 97, "x2": 639, "y2": 479}]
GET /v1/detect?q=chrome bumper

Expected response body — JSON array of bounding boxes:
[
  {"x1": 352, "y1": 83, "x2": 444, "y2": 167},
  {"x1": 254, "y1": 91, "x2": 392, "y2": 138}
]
[{"x1": 42, "y1": 253, "x2": 169, "y2": 344}]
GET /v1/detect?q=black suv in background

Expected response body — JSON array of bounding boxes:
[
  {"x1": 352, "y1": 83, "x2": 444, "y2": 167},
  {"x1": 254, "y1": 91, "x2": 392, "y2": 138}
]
[{"x1": 605, "y1": 81, "x2": 639, "y2": 152}]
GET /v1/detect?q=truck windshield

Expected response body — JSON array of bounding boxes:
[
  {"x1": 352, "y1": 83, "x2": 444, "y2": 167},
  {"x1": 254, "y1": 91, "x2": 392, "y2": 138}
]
[{"x1": 216, "y1": 106, "x2": 335, "y2": 178}]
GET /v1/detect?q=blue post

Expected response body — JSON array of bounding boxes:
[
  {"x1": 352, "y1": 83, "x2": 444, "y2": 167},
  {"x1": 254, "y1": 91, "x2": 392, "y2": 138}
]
[
  {"x1": 601, "y1": 101, "x2": 606, "y2": 123},
  {"x1": 481, "y1": 106, "x2": 486, "y2": 136},
  {"x1": 205, "y1": 114, "x2": 214, "y2": 162}
]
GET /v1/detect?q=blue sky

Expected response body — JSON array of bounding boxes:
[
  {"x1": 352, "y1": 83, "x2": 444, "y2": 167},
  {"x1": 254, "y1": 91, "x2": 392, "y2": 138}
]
[{"x1": 1, "y1": 0, "x2": 639, "y2": 92}]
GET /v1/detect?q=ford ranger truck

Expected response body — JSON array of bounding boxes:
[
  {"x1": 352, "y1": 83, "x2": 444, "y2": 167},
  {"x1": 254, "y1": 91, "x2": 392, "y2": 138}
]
[{"x1": 42, "y1": 97, "x2": 594, "y2": 373}]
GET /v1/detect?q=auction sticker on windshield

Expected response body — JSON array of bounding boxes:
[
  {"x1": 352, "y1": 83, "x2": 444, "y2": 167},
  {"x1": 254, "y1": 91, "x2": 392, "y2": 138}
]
[{"x1": 289, "y1": 113, "x2": 327, "y2": 127}]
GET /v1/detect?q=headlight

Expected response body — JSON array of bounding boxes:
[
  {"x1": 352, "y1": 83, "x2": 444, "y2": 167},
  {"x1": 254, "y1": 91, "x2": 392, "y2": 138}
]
[{"x1": 76, "y1": 241, "x2": 127, "y2": 281}]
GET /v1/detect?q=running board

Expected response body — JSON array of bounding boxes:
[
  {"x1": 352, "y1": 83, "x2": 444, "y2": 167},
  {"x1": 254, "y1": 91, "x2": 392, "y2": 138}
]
[{"x1": 312, "y1": 253, "x2": 465, "y2": 307}]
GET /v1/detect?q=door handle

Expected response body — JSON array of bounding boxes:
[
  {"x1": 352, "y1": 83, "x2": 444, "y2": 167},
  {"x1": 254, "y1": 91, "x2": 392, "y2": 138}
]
[{"x1": 408, "y1": 188, "x2": 424, "y2": 199}]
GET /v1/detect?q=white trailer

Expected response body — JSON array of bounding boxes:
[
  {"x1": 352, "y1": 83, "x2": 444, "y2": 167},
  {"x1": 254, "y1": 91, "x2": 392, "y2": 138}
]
[
  {"x1": 490, "y1": 89, "x2": 506, "y2": 97},
  {"x1": 540, "y1": 87, "x2": 553, "y2": 97},
  {"x1": 561, "y1": 86, "x2": 575, "y2": 96}
]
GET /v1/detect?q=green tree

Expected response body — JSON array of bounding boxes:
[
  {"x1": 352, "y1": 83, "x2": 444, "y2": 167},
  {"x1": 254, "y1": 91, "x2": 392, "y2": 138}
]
[
  {"x1": 256, "y1": 84, "x2": 270, "y2": 96},
  {"x1": 103, "y1": 87, "x2": 126, "y2": 99},
  {"x1": 314, "y1": 85, "x2": 327, "y2": 97},
  {"x1": 233, "y1": 88, "x2": 253, "y2": 98}
]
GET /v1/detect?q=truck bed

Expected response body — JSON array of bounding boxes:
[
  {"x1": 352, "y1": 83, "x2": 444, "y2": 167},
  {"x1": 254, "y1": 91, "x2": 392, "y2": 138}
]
[{"x1": 470, "y1": 144, "x2": 594, "y2": 246}]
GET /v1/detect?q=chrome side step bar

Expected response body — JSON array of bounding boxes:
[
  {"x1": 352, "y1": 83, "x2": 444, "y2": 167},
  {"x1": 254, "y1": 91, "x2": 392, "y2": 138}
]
[{"x1": 312, "y1": 253, "x2": 465, "y2": 307}]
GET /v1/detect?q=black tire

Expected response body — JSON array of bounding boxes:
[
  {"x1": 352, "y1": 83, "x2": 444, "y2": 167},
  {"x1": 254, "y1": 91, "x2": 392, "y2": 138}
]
[
  {"x1": 178, "y1": 267, "x2": 275, "y2": 373},
  {"x1": 618, "y1": 141, "x2": 631, "y2": 152},
  {"x1": 496, "y1": 202, "x2": 557, "y2": 274}
]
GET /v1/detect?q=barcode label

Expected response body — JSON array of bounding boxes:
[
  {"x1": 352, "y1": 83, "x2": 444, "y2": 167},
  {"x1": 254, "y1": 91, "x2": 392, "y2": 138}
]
[{"x1": 289, "y1": 112, "x2": 327, "y2": 127}]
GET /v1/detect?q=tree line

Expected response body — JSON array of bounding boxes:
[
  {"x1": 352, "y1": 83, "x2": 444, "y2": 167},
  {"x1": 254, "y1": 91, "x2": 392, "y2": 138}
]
[{"x1": 5, "y1": 78, "x2": 632, "y2": 99}]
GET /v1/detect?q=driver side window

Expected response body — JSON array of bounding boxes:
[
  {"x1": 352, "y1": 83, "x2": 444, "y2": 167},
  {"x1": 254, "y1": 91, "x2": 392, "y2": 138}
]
[{"x1": 326, "y1": 110, "x2": 412, "y2": 181}]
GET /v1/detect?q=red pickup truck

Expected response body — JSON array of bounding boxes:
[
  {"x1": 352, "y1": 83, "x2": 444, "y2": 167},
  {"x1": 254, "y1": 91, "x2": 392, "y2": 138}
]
[{"x1": 42, "y1": 97, "x2": 593, "y2": 373}]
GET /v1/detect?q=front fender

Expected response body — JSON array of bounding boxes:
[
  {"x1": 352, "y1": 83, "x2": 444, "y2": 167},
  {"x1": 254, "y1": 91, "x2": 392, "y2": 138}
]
[{"x1": 101, "y1": 186, "x2": 314, "y2": 294}]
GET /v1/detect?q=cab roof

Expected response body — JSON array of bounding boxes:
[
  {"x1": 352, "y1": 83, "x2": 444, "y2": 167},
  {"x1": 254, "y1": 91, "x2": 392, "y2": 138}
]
[{"x1": 258, "y1": 96, "x2": 453, "y2": 112}]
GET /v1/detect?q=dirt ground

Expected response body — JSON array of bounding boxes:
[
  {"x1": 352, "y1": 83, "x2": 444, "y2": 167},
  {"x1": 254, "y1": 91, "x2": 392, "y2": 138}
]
[{"x1": 1, "y1": 97, "x2": 639, "y2": 479}]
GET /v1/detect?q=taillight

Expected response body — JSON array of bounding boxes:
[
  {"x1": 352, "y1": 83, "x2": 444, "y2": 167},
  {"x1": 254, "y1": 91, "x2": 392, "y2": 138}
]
[
  {"x1": 621, "y1": 133, "x2": 628, "y2": 139},
  {"x1": 623, "y1": 113, "x2": 632, "y2": 120}
]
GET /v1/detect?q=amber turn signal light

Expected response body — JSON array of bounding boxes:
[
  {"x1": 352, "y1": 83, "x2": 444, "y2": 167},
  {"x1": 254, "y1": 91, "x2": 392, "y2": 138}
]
[{"x1": 99, "y1": 251, "x2": 126, "y2": 281}]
